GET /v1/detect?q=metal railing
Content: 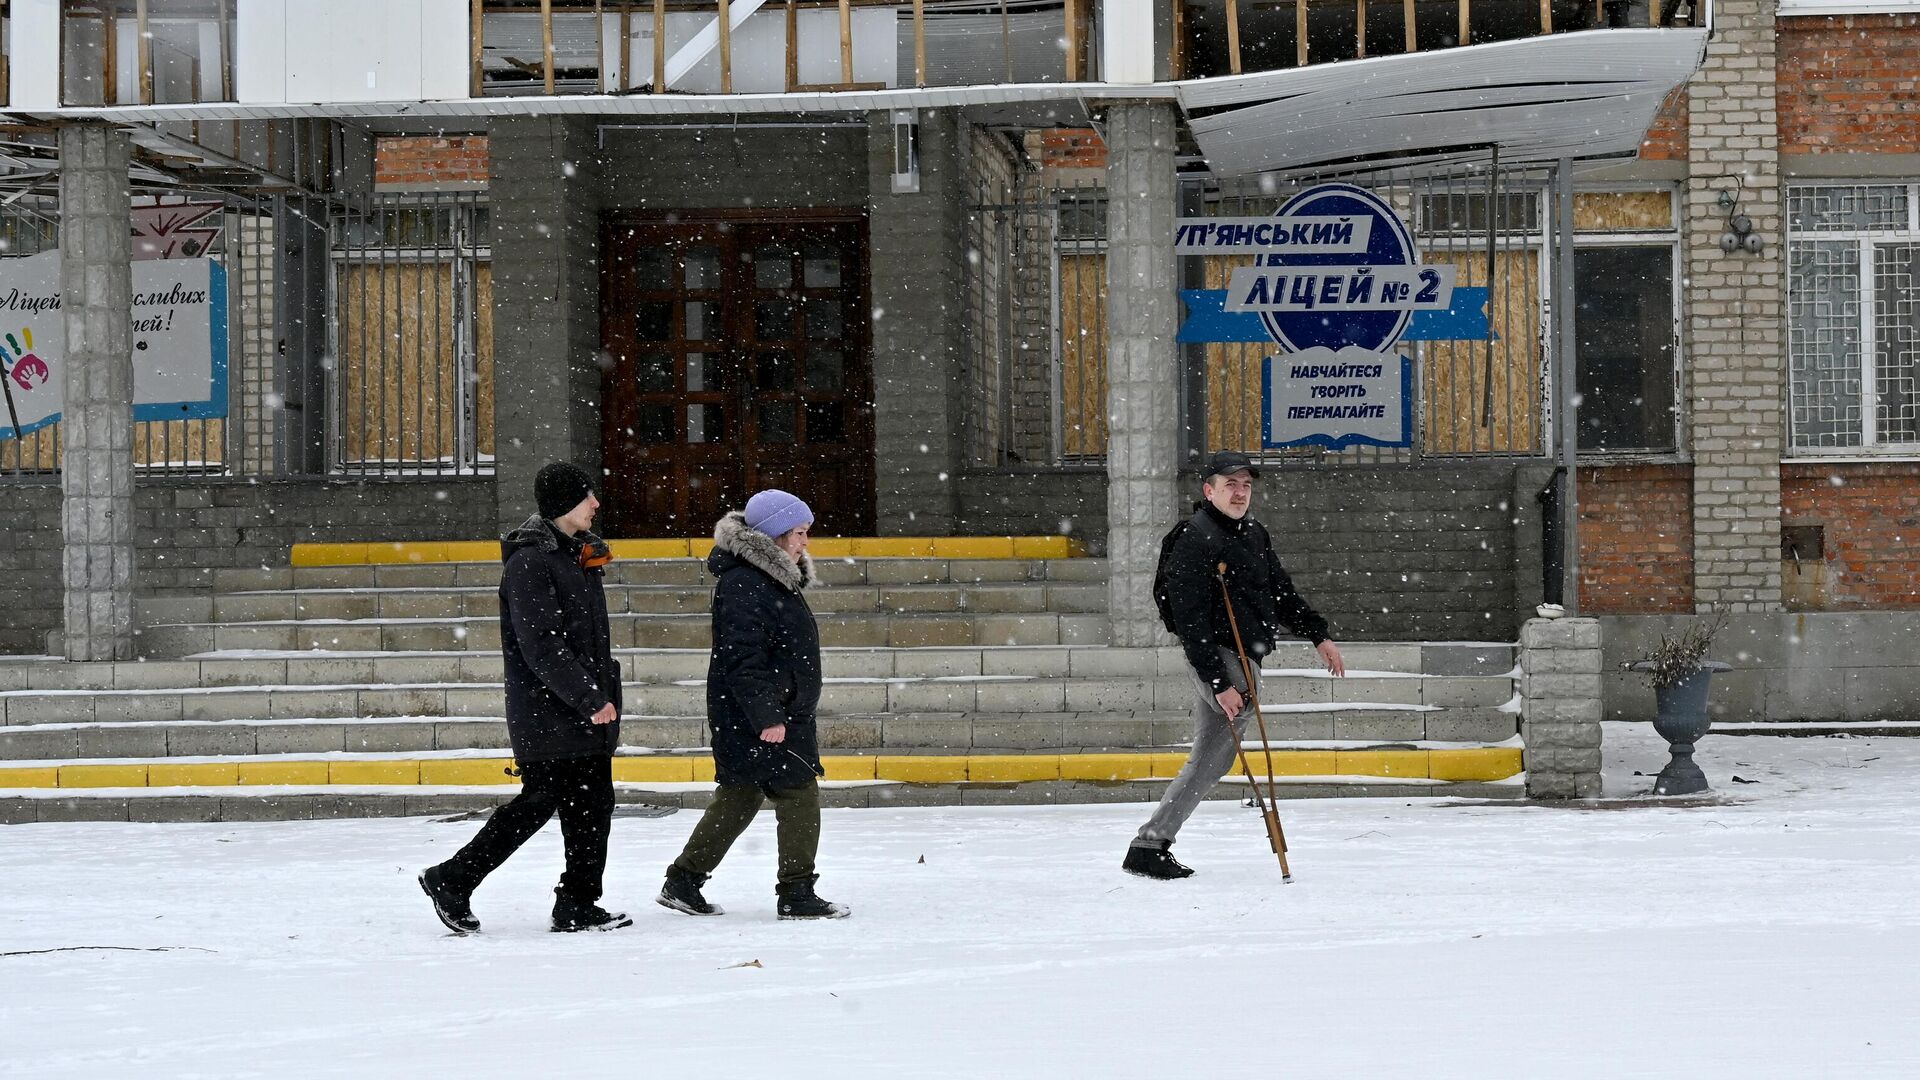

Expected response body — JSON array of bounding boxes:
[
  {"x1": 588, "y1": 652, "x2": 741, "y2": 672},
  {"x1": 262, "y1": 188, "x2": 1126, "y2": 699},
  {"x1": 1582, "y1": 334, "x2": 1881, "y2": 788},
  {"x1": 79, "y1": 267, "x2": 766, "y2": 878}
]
[{"x1": 328, "y1": 192, "x2": 494, "y2": 478}]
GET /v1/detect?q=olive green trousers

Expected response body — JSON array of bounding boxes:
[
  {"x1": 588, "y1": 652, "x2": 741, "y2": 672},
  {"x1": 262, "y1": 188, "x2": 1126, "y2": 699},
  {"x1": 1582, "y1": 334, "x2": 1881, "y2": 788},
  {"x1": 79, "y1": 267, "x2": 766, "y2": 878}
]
[{"x1": 671, "y1": 779, "x2": 820, "y2": 886}]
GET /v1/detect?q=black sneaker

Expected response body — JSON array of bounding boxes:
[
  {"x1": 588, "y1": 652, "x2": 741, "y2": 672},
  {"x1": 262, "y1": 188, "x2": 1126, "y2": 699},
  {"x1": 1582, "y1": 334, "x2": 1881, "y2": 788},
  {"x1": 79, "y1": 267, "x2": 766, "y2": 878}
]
[
  {"x1": 1122, "y1": 841, "x2": 1195, "y2": 880},
  {"x1": 657, "y1": 866, "x2": 725, "y2": 917},
  {"x1": 551, "y1": 891, "x2": 633, "y2": 933},
  {"x1": 776, "y1": 875, "x2": 850, "y2": 921},
  {"x1": 418, "y1": 865, "x2": 480, "y2": 935}
]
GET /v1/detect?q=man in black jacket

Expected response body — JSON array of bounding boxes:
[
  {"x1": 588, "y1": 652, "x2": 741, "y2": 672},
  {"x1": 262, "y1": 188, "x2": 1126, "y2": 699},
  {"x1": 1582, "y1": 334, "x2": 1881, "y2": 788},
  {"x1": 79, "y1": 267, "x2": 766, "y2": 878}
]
[
  {"x1": 419, "y1": 461, "x2": 631, "y2": 933},
  {"x1": 1124, "y1": 451, "x2": 1346, "y2": 880}
]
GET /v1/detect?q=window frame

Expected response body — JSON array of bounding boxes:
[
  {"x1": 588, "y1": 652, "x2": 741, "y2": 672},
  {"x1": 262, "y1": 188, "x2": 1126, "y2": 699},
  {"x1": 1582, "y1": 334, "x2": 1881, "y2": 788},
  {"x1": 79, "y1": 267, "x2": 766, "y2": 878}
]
[
  {"x1": 1570, "y1": 231, "x2": 1686, "y2": 460},
  {"x1": 1785, "y1": 180, "x2": 1920, "y2": 460}
]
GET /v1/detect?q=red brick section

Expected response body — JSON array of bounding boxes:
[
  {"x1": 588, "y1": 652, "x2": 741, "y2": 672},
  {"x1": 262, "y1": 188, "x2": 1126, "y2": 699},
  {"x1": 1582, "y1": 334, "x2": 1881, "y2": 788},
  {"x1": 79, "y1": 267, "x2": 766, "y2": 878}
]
[
  {"x1": 1578, "y1": 465, "x2": 1695, "y2": 614},
  {"x1": 1640, "y1": 87, "x2": 1689, "y2": 161},
  {"x1": 1040, "y1": 128, "x2": 1106, "y2": 170},
  {"x1": 375, "y1": 136, "x2": 491, "y2": 187},
  {"x1": 1779, "y1": 14, "x2": 1920, "y2": 156},
  {"x1": 1783, "y1": 462, "x2": 1920, "y2": 608}
]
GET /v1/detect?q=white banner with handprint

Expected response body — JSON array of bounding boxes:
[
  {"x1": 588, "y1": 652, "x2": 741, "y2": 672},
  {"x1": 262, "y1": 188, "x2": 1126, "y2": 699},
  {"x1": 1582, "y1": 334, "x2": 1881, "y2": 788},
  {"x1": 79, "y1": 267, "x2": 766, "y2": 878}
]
[{"x1": 0, "y1": 251, "x2": 228, "y2": 440}]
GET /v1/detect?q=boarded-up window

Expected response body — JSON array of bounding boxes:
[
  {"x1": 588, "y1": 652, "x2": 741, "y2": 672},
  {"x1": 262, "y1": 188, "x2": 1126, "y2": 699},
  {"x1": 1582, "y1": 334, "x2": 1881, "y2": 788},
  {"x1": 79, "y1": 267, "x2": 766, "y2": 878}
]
[
  {"x1": 1057, "y1": 252, "x2": 1107, "y2": 459},
  {"x1": 1202, "y1": 254, "x2": 1263, "y2": 453},
  {"x1": 1422, "y1": 248, "x2": 1544, "y2": 455},
  {"x1": 336, "y1": 261, "x2": 494, "y2": 467}
]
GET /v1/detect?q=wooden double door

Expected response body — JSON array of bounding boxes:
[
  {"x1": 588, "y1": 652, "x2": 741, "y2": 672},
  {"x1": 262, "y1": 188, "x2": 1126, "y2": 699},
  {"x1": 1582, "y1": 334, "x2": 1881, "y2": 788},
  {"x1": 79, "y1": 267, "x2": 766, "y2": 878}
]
[{"x1": 600, "y1": 212, "x2": 876, "y2": 537}]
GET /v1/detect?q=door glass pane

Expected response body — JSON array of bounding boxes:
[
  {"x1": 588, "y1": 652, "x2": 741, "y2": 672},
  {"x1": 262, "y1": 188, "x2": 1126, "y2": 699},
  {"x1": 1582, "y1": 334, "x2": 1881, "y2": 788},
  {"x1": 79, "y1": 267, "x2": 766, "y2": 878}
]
[
  {"x1": 688, "y1": 403, "x2": 725, "y2": 444},
  {"x1": 637, "y1": 351, "x2": 674, "y2": 393},
  {"x1": 756, "y1": 349, "x2": 796, "y2": 391},
  {"x1": 758, "y1": 401, "x2": 797, "y2": 443},
  {"x1": 637, "y1": 404, "x2": 674, "y2": 443},
  {"x1": 807, "y1": 348, "x2": 845, "y2": 393},
  {"x1": 805, "y1": 402, "x2": 845, "y2": 443},
  {"x1": 1574, "y1": 245, "x2": 1676, "y2": 452},
  {"x1": 687, "y1": 352, "x2": 727, "y2": 392},
  {"x1": 755, "y1": 246, "x2": 793, "y2": 289},
  {"x1": 685, "y1": 301, "x2": 712, "y2": 341},
  {"x1": 635, "y1": 301, "x2": 672, "y2": 342},
  {"x1": 803, "y1": 247, "x2": 842, "y2": 288},
  {"x1": 634, "y1": 248, "x2": 673, "y2": 289},
  {"x1": 805, "y1": 296, "x2": 842, "y2": 341},
  {"x1": 755, "y1": 298, "x2": 794, "y2": 341},
  {"x1": 685, "y1": 247, "x2": 721, "y2": 288}
]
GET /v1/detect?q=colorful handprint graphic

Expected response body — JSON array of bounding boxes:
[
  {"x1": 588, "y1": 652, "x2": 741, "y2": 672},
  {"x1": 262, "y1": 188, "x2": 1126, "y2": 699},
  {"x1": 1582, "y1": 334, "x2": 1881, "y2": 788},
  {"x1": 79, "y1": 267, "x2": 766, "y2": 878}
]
[{"x1": 0, "y1": 328, "x2": 51, "y2": 392}]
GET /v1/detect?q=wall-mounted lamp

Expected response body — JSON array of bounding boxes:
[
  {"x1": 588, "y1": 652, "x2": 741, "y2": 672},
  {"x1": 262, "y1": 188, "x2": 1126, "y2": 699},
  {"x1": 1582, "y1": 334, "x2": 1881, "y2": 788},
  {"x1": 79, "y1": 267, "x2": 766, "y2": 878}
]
[
  {"x1": 1716, "y1": 182, "x2": 1765, "y2": 255},
  {"x1": 891, "y1": 109, "x2": 921, "y2": 195}
]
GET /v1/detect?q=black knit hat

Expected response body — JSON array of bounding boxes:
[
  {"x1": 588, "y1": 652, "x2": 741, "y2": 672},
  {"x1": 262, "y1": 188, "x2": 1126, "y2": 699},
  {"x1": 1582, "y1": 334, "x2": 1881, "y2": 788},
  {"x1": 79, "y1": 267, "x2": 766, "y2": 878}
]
[{"x1": 535, "y1": 462, "x2": 595, "y2": 520}]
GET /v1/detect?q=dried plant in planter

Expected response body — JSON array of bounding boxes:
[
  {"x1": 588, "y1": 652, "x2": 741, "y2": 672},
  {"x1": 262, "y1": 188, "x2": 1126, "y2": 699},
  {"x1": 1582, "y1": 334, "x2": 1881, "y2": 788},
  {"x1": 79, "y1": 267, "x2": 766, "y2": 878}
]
[{"x1": 1629, "y1": 613, "x2": 1730, "y2": 690}]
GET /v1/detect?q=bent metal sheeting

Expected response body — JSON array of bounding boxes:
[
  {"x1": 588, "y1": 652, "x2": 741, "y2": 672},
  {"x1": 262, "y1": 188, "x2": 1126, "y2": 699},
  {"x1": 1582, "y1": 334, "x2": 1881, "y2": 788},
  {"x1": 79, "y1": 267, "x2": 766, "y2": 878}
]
[{"x1": 1181, "y1": 28, "x2": 1709, "y2": 176}]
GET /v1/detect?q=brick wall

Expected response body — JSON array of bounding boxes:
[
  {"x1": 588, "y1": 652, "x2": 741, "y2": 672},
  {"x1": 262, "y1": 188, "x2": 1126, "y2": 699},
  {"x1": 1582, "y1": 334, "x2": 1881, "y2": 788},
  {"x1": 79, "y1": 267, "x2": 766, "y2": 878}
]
[
  {"x1": 1779, "y1": 14, "x2": 1920, "y2": 155},
  {"x1": 1578, "y1": 465, "x2": 1695, "y2": 614},
  {"x1": 1641, "y1": 87, "x2": 1690, "y2": 161},
  {"x1": 1039, "y1": 128, "x2": 1106, "y2": 170},
  {"x1": 0, "y1": 479, "x2": 500, "y2": 654},
  {"x1": 1783, "y1": 462, "x2": 1920, "y2": 608},
  {"x1": 1685, "y1": 0, "x2": 1785, "y2": 612},
  {"x1": 375, "y1": 136, "x2": 490, "y2": 188}
]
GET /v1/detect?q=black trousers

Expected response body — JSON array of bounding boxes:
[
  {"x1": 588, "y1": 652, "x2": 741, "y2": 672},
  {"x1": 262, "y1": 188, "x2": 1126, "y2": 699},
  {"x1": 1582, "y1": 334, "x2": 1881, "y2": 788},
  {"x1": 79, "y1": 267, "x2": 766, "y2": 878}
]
[{"x1": 438, "y1": 753, "x2": 615, "y2": 902}]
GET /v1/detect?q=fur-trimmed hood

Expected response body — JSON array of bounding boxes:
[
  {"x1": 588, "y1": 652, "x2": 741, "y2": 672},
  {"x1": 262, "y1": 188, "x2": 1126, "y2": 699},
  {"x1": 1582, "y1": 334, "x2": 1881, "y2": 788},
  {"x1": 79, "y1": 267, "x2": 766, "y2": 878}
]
[{"x1": 710, "y1": 511, "x2": 815, "y2": 592}]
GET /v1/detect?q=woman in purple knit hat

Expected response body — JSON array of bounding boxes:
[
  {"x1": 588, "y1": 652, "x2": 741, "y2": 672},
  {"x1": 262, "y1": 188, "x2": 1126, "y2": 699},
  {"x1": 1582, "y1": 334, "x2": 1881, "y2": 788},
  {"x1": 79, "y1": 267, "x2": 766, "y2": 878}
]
[{"x1": 657, "y1": 490, "x2": 849, "y2": 920}]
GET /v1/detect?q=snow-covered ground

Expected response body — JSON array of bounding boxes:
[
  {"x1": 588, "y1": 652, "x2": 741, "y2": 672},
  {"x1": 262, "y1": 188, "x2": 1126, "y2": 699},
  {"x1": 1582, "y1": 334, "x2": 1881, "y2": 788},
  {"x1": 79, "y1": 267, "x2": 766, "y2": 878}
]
[{"x1": 6, "y1": 727, "x2": 1920, "y2": 1079}]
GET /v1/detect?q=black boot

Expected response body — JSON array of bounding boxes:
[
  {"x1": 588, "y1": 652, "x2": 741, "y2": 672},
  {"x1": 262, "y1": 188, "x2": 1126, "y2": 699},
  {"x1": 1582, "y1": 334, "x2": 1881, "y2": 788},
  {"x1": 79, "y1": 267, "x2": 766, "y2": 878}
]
[
  {"x1": 776, "y1": 875, "x2": 850, "y2": 920},
  {"x1": 418, "y1": 864, "x2": 480, "y2": 935},
  {"x1": 657, "y1": 866, "x2": 725, "y2": 917},
  {"x1": 1123, "y1": 840, "x2": 1195, "y2": 880},
  {"x1": 551, "y1": 890, "x2": 633, "y2": 933}
]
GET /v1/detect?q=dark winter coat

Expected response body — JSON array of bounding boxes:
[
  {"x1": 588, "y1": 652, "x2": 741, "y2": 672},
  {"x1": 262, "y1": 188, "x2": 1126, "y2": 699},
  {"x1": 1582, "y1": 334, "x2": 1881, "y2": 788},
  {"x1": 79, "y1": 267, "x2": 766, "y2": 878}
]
[
  {"x1": 498, "y1": 515, "x2": 622, "y2": 763},
  {"x1": 705, "y1": 511, "x2": 824, "y2": 790},
  {"x1": 1163, "y1": 502, "x2": 1331, "y2": 694}
]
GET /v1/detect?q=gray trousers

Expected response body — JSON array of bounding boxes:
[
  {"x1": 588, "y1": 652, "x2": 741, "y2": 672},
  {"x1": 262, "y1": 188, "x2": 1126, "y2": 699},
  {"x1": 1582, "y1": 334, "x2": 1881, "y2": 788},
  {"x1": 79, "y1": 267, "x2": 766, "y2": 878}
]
[{"x1": 1133, "y1": 645, "x2": 1261, "y2": 848}]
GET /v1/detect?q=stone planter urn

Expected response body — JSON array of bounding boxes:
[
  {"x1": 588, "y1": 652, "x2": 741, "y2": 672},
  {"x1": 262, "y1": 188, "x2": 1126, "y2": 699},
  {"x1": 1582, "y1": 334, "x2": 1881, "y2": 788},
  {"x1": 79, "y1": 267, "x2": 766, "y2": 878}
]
[{"x1": 1632, "y1": 660, "x2": 1733, "y2": 796}]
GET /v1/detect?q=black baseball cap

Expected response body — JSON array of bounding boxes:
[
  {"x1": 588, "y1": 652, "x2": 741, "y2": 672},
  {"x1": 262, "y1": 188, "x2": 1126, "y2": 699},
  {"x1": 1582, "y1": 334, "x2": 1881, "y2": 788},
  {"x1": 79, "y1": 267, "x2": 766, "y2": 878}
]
[{"x1": 1203, "y1": 450, "x2": 1261, "y2": 479}]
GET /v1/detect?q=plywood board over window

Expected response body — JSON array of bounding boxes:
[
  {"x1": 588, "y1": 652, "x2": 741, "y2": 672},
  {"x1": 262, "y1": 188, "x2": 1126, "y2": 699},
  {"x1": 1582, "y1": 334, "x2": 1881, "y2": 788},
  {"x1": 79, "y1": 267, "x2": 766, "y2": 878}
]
[
  {"x1": 1575, "y1": 191, "x2": 1674, "y2": 232},
  {"x1": 1422, "y1": 248, "x2": 1544, "y2": 456},
  {"x1": 1058, "y1": 252, "x2": 1108, "y2": 459},
  {"x1": 337, "y1": 262, "x2": 494, "y2": 467},
  {"x1": 1202, "y1": 253, "x2": 1264, "y2": 453}
]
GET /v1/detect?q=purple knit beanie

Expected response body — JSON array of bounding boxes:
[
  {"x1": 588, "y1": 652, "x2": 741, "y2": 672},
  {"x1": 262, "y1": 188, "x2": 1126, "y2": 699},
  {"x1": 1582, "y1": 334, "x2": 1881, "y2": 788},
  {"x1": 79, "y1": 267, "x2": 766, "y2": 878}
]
[{"x1": 743, "y1": 489, "x2": 814, "y2": 539}]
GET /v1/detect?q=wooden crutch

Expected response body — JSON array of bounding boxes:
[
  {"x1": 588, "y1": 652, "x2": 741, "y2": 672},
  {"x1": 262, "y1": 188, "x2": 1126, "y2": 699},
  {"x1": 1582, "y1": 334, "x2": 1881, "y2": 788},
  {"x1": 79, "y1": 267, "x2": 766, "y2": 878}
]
[{"x1": 1217, "y1": 562, "x2": 1293, "y2": 882}]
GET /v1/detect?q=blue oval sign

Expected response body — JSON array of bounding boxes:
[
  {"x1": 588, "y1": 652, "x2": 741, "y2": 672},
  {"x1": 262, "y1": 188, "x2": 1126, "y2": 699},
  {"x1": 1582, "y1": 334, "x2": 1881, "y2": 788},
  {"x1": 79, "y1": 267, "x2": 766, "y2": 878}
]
[{"x1": 1259, "y1": 183, "x2": 1418, "y2": 355}]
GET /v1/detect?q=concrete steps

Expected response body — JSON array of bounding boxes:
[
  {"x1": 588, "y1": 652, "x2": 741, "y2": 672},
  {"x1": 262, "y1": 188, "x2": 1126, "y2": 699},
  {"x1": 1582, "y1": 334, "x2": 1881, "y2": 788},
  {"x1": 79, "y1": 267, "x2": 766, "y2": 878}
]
[{"x1": 0, "y1": 639, "x2": 1521, "y2": 820}]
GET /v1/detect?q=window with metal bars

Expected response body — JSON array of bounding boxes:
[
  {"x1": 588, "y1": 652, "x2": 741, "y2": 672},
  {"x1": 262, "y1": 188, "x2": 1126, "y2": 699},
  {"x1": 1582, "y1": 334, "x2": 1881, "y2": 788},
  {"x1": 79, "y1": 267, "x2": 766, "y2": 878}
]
[{"x1": 1787, "y1": 183, "x2": 1920, "y2": 453}]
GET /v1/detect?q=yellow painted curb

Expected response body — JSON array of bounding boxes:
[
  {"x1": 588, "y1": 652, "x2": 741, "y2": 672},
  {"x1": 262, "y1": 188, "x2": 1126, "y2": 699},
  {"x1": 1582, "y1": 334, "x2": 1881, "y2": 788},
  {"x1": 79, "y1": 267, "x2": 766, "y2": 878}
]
[
  {"x1": 968, "y1": 755, "x2": 1062, "y2": 783},
  {"x1": 931, "y1": 537, "x2": 1017, "y2": 559},
  {"x1": 875, "y1": 756, "x2": 969, "y2": 784},
  {"x1": 0, "y1": 766, "x2": 60, "y2": 788},
  {"x1": 236, "y1": 761, "x2": 331, "y2": 786},
  {"x1": 420, "y1": 759, "x2": 518, "y2": 786},
  {"x1": 293, "y1": 537, "x2": 1088, "y2": 567},
  {"x1": 0, "y1": 748, "x2": 1528, "y2": 790},
  {"x1": 822, "y1": 757, "x2": 877, "y2": 781},
  {"x1": 149, "y1": 762, "x2": 239, "y2": 787},
  {"x1": 609, "y1": 539, "x2": 692, "y2": 559},
  {"x1": 1059, "y1": 753, "x2": 1156, "y2": 782},
  {"x1": 611, "y1": 757, "x2": 694, "y2": 783},
  {"x1": 59, "y1": 764, "x2": 149, "y2": 788},
  {"x1": 330, "y1": 761, "x2": 422, "y2": 786},
  {"x1": 1149, "y1": 752, "x2": 1191, "y2": 778},
  {"x1": 1429, "y1": 747, "x2": 1524, "y2": 781},
  {"x1": 1335, "y1": 749, "x2": 1431, "y2": 779}
]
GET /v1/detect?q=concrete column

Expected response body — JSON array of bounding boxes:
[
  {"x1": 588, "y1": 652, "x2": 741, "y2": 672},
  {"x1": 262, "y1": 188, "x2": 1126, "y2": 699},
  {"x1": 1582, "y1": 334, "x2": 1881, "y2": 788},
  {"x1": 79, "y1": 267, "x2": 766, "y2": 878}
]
[
  {"x1": 868, "y1": 108, "x2": 965, "y2": 534},
  {"x1": 1102, "y1": 103, "x2": 1181, "y2": 647},
  {"x1": 58, "y1": 123, "x2": 137, "y2": 662},
  {"x1": 1520, "y1": 617, "x2": 1604, "y2": 798},
  {"x1": 488, "y1": 116, "x2": 605, "y2": 530},
  {"x1": 1686, "y1": 0, "x2": 1785, "y2": 613}
]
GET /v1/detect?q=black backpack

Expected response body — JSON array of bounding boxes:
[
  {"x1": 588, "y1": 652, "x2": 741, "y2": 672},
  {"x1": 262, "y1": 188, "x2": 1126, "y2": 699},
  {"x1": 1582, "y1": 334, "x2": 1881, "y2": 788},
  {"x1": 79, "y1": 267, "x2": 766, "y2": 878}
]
[{"x1": 1151, "y1": 509, "x2": 1222, "y2": 634}]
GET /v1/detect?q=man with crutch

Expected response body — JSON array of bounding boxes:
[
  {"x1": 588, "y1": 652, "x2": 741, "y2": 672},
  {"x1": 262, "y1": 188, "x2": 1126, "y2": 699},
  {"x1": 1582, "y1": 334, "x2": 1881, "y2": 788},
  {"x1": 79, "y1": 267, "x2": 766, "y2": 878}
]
[{"x1": 1124, "y1": 451, "x2": 1346, "y2": 880}]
